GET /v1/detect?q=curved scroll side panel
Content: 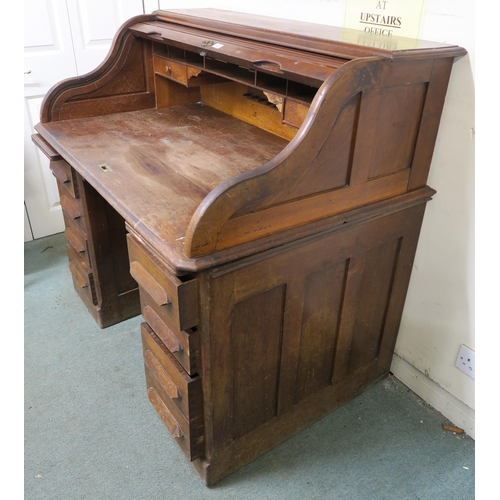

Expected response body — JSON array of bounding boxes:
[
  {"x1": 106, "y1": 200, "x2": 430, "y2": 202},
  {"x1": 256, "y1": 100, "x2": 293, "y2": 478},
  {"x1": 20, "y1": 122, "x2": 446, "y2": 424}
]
[
  {"x1": 184, "y1": 56, "x2": 386, "y2": 258},
  {"x1": 184, "y1": 52, "x2": 456, "y2": 258},
  {"x1": 40, "y1": 14, "x2": 157, "y2": 123}
]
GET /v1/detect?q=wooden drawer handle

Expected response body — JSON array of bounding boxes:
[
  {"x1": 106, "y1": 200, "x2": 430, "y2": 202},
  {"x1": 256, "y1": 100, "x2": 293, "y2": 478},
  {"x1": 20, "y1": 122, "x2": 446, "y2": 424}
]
[
  {"x1": 60, "y1": 195, "x2": 81, "y2": 220},
  {"x1": 147, "y1": 387, "x2": 183, "y2": 438},
  {"x1": 69, "y1": 262, "x2": 88, "y2": 288},
  {"x1": 130, "y1": 261, "x2": 172, "y2": 306},
  {"x1": 65, "y1": 227, "x2": 85, "y2": 253},
  {"x1": 253, "y1": 59, "x2": 283, "y2": 74},
  {"x1": 144, "y1": 349, "x2": 180, "y2": 400},
  {"x1": 51, "y1": 162, "x2": 70, "y2": 184},
  {"x1": 143, "y1": 306, "x2": 182, "y2": 353}
]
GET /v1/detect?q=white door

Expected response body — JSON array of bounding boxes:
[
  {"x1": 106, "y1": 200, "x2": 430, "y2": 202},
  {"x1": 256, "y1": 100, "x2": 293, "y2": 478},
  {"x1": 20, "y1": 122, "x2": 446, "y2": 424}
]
[
  {"x1": 24, "y1": 0, "x2": 78, "y2": 241},
  {"x1": 24, "y1": 0, "x2": 146, "y2": 241}
]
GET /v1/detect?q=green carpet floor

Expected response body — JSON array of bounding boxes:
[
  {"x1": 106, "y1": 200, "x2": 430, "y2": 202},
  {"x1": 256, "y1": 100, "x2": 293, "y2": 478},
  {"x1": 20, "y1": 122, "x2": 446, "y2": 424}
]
[{"x1": 25, "y1": 233, "x2": 475, "y2": 499}]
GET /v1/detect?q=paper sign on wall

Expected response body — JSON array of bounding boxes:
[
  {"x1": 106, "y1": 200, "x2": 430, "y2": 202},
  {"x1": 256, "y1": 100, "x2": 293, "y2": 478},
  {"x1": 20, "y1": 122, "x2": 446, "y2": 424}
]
[{"x1": 344, "y1": 0, "x2": 427, "y2": 40}]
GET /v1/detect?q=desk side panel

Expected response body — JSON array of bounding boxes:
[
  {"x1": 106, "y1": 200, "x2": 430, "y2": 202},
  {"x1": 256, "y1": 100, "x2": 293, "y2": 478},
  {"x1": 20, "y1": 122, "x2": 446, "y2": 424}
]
[
  {"x1": 196, "y1": 200, "x2": 427, "y2": 485},
  {"x1": 185, "y1": 55, "x2": 456, "y2": 257},
  {"x1": 40, "y1": 14, "x2": 157, "y2": 123}
]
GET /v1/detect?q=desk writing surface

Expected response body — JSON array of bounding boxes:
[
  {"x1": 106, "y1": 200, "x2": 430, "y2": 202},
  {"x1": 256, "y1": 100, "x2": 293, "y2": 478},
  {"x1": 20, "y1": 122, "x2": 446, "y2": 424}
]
[{"x1": 35, "y1": 104, "x2": 288, "y2": 261}]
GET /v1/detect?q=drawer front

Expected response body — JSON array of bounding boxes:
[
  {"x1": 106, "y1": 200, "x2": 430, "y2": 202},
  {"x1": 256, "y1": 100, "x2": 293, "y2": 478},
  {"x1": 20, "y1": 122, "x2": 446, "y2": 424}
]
[
  {"x1": 127, "y1": 234, "x2": 198, "y2": 331},
  {"x1": 66, "y1": 243, "x2": 97, "y2": 306},
  {"x1": 54, "y1": 164, "x2": 91, "y2": 266},
  {"x1": 141, "y1": 323, "x2": 202, "y2": 420},
  {"x1": 141, "y1": 323, "x2": 204, "y2": 461},
  {"x1": 60, "y1": 191, "x2": 87, "y2": 235},
  {"x1": 141, "y1": 289, "x2": 200, "y2": 376},
  {"x1": 154, "y1": 56, "x2": 189, "y2": 85},
  {"x1": 64, "y1": 220, "x2": 91, "y2": 266},
  {"x1": 50, "y1": 159, "x2": 79, "y2": 199}
]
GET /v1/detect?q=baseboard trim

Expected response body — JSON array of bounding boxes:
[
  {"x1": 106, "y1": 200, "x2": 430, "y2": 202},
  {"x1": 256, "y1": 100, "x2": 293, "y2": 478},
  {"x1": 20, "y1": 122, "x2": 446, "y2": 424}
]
[{"x1": 390, "y1": 353, "x2": 475, "y2": 439}]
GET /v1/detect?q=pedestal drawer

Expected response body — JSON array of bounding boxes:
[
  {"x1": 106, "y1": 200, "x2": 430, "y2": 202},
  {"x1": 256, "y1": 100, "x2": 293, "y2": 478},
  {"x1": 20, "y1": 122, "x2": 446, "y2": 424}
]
[
  {"x1": 64, "y1": 220, "x2": 90, "y2": 266},
  {"x1": 141, "y1": 323, "x2": 204, "y2": 461},
  {"x1": 50, "y1": 159, "x2": 79, "y2": 199},
  {"x1": 141, "y1": 288, "x2": 200, "y2": 376},
  {"x1": 60, "y1": 191, "x2": 87, "y2": 235},
  {"x1": 127, "y1": 234, "x2": 198, "y2": 331},
  {"x1": 66, "y1": 243, "x2": 97, "y2": 306}
]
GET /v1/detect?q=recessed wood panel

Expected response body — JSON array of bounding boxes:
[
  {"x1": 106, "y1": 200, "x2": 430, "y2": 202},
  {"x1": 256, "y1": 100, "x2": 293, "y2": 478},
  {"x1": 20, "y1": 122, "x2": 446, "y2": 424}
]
[
  {"x1": 347, "y1": 237, "x2": 402, "y2": 373},
  {"x1": 232, "y1": 285, "x2": 286, "y2": 439},
  {"x1": 366, "y1": 84, "x2": 427, "y2": 179},
  {"x1": 70, "y1": 38, "x2": 151, "y2": 101},
  {"x1": 294, "y1": 261, "x2": 347, "y2": 404},
  {"x1": 285, "y1": 93, "x2": 360, "y2": 199}
]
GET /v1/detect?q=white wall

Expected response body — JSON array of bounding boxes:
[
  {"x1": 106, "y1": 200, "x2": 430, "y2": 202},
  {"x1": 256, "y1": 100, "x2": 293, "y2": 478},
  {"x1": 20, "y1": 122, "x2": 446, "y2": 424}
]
[
  {"x1": 151, "y1": 0, "x2": 475, "y2": 435},
  {"x1": 395, "y1": 0, "x2": 475, "y2": 437}
]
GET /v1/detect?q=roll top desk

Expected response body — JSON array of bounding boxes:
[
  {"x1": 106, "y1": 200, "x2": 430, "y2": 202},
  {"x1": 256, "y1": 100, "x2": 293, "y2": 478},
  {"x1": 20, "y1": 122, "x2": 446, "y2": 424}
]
[{"x1": 32, "y1": 9, "x2": 466, "y2": 485}]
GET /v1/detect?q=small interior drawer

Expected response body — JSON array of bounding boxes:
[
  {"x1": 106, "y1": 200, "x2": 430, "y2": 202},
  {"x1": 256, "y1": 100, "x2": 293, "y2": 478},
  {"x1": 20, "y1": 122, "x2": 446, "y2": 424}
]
[
  {"x1": 154, "y1": 55, "x2": 224, "y2": 87},
  {"x1": 154, "y1": 56, "x2": 190, "y2": 85},
  {"x1": 127, "y1": 234, "x2": 198, "y2": 330},
  {"x1": 283, "y1": 98, "x2": 310, "y2": 128}
]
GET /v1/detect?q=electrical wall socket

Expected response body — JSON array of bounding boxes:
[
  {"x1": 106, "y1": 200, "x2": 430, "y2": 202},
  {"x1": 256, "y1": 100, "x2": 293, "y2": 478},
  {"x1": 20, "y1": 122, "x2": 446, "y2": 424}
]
[{"x1": 455, "y1": 344, "x2": 475, "y2": 379}]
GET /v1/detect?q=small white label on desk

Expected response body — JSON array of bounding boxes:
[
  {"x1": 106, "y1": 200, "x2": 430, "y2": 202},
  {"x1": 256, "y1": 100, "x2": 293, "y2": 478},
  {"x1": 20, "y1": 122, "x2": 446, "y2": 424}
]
[
  {"x1": 343, "y1": 0, "x2": 427, "y2": 40},
  {"x1": 212, "y1": 43, "x2": 224, "y2": 49}
]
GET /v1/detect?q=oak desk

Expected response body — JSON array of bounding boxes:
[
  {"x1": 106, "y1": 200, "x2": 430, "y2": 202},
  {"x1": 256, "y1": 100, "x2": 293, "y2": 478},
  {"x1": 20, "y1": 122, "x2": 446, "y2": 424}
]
[{"x1": 32, "y1": 9, "x2": 466, "y2": 485}]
